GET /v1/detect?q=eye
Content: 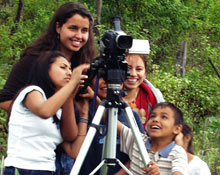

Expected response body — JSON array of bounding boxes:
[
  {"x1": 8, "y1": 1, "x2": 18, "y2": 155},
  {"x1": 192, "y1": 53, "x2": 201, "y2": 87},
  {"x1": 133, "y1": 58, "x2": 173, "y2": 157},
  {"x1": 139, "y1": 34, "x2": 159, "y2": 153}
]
[
  {"x1": 136, "y1": 67, "x2": 144, "y2": 71},
  {"x1": 148, "y1": 114, "x2": 155, "y2": 119},
  {"x1": 162, "y1": 115, "x2": 168, "y2": 119},
  {"x1": 69, "y1": 25, "x2": 78, "y2": 30},
  {"x1": 82, "y1": 28, "x2": 88, "y2": 33}
]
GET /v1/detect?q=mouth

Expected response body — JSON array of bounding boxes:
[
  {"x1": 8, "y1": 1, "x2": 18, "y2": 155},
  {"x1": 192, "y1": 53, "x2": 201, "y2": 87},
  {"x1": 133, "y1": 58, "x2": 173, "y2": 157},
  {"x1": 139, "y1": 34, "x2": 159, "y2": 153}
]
[
  {"x1": 100, "y1": 87, "x2": 107, "y2": 91},
  {"x1": 149, "y1": 125, "x2": 161, "y2": 130},
  {"x1": 127, "y1": 78, "x2": 137, "y2": 82},
  {"x1": 126, "y1": 78, "x2": 138, "y2": 85},
  {"x1": 65, "y1": 78, "x2": 71, "y2": 82},
  {"x1": 71, "y1": 40, "x2": 82, "y2": 47}
]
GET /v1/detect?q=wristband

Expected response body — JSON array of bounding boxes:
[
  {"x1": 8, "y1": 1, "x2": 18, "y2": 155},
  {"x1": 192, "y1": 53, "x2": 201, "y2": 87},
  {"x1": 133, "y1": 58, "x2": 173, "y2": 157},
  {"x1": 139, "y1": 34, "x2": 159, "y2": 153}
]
[
  {"x1": 79, "y1": 118, "x2": 88, "y2": 124},
  {"x1": 78, "y1": 134, "x2": 87, "y2": 136}
]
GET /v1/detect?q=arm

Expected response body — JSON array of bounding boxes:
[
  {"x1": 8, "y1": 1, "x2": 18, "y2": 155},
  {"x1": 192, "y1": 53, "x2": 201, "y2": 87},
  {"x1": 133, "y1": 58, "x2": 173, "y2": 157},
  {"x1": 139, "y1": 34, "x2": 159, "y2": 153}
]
[
  {"x1": 114, "y1": 161, "x2": 130, "y2": 175},
  {"x1": 172, "y1": 172, "x2": 183, "y2": 175},
  {"x1": 62, "y1": 97, "x2": 89, "y2": 159},
  {"x1": 117, "y1": 120, "x2": 124, "y2": 136},
  {"x1": 0, "y1": 100, "x2": 12, "y2": 112},
  {"x1": 171, "y1": 145, "x2": 188, "y2": 175},
  {"x1": 60, "y1": 95, "x2": 78, "y2": 141},
  {"x1": 24, "y1": 64, "x2": 90, "y2": 119}
]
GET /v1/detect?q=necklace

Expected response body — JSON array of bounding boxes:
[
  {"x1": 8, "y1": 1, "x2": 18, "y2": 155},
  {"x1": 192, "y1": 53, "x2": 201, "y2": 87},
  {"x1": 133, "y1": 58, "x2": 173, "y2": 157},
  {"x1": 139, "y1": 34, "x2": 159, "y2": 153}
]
[{"x1": 124, "y1": 88, "x2": 139, "y2": 104}]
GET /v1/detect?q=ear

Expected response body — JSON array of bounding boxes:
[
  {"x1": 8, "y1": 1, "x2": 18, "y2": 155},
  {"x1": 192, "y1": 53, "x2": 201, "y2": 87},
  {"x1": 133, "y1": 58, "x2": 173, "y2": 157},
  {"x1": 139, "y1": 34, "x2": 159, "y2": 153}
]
[
  {"x1": 56, "y1": 22, "x2": 61, "y2": 34},
  {"x1": 173, "y1": 124, "x2": 183, "y2": 135}
]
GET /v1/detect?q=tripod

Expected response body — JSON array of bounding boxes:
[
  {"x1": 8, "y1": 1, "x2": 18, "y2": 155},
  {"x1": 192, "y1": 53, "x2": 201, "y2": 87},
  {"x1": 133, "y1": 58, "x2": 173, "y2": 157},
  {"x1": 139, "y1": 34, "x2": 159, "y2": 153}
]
[{"x1": 70, "y1": 84, "x2": 151, "y2": 175}]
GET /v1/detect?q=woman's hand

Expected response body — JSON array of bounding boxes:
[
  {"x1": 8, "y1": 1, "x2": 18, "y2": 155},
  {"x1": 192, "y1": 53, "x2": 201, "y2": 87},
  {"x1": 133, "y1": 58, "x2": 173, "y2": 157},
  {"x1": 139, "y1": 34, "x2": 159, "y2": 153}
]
[
  {"x1": 69, "y1": 64, "x2": 90, "y2": 97},
  {"x1": 70, "y1": 64, "x2": 90, "y2": 87},
  {"x1": 75, "y1": 97, "x2": 89, "y2": 118},
  {"x1": 80, "y1": 86, "x2": 95, "y2": 100},
  {"x1": 80, "y1": 86, "x2": 101, "y2": 106}
]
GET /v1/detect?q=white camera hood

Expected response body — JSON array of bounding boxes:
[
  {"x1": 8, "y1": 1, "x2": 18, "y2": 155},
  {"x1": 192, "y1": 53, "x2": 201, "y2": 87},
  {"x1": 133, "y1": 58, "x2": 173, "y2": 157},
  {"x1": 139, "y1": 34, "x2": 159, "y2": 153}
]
[{"x1": 128, "y1": 39, "x2": 150, "y2": 54}]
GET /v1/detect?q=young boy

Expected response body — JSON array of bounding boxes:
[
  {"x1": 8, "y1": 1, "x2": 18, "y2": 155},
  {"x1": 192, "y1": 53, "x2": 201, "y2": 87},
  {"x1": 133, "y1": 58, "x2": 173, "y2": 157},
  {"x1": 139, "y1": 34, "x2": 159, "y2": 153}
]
[{"x1": 118, "y1": 102, "x2": 188, "y2": 175}]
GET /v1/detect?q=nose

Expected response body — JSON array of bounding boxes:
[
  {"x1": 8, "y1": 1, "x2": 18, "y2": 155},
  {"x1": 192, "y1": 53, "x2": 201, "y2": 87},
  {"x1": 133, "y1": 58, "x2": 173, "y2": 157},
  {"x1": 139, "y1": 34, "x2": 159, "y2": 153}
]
[
  {"x1": 67, "y1": 68, "x2": 72, "y2": 75},
  {"x1": 75, "y1": 30, "x2": 82, "y2": 39},
  {"x1": 129, "y1": 68, "x2": 137, "y2": 76},
  {"x1": 152, "y1": 116, "x2": 159, "y2": 122}
]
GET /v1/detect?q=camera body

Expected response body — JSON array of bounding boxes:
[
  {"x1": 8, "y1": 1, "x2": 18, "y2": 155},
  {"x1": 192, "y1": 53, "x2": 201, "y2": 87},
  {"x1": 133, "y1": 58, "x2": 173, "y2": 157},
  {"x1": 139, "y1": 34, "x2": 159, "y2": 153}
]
[
  {"x1": 77, "y1": 17, "x2": 150, "y2": 103},
  {"x1": 88, "y1": 17, "x2": 132, "y2": 87}
]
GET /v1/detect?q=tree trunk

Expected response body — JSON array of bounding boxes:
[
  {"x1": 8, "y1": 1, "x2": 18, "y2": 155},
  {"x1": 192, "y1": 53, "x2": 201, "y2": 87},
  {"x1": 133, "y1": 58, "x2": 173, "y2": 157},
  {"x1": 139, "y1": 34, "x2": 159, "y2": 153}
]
[
  {"x1": 95, "y1": 0, "x2": 102, "y2": 37},
  {"x1": 175, "y1": 41, "x2": 187, "y2": 77},
  {"x1": 96, "y1": 0, "x2": 102, "y2": 25},
  {"x1": 10, "y1": 0, "x2": 24, "y2": 34}
]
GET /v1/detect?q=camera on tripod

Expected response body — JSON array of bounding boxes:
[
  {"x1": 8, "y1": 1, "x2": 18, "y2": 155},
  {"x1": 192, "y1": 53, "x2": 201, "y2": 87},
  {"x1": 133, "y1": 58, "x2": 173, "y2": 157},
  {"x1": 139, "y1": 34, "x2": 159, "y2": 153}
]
[
  {"x1": 71, "y1": 17, "x2": 151, "y2": 175},
  {"x1": 100, "y1": 17, "x2": 133, "y2": 60},
  {"x1": 77, "y1": 17, "x2": 133, "y2": 102}
]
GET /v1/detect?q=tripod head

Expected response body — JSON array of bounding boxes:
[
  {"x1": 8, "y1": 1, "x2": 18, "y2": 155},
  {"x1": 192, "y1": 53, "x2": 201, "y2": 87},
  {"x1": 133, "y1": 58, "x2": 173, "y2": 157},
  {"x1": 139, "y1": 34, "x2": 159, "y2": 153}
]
[{"x1": 77, "y1": 17, "x2": 133, "y2": 105}]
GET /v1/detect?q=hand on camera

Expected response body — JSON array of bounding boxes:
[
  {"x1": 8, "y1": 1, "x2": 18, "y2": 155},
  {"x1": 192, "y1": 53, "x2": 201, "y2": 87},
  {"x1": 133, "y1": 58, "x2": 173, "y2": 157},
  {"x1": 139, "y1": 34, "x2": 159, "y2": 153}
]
[
  {"x1": 71, "y1": 64, "x2": 90, "y2": 87},
  {"x1": 80, "y1": 86, "x2": 101, "y2": 105}
]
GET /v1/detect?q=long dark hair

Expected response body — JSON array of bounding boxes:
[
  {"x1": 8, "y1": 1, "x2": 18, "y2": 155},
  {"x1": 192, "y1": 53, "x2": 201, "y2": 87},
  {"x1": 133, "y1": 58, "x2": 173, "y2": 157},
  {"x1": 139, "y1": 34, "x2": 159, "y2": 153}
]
[
  {"x1": 7, "y1": 51, "x2": 66, "y2": 124},
  {"x1": 182, "y1": 122, "x2": 194, "y2": 154},
  {"x1": 27, "y1": 50, "x2": 67, "y2": 99},
  {"x1": 21, "y1": 2, "x2": 96, "y2": 68}
]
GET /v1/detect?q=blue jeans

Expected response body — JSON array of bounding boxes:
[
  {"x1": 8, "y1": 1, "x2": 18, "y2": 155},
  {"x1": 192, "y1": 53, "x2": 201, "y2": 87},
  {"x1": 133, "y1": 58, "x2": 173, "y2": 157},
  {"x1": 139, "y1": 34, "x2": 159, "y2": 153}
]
[
  {"x1": 55, "y1": 147, "x2": 74, "y2": 175},
  {"x1": 4, "y1": 167, "x2": 54, "y2": 175}
]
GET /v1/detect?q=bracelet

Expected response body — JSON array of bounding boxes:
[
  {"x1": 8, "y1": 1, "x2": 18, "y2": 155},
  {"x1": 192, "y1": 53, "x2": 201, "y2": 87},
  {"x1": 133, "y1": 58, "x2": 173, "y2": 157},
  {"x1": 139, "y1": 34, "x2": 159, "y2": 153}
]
[
  {"x1": 79, "y1": 118, "x2": 88, "y2": 124},
  {"x1": 78, "y1": 134, "x2": 87, "y2": 136}
]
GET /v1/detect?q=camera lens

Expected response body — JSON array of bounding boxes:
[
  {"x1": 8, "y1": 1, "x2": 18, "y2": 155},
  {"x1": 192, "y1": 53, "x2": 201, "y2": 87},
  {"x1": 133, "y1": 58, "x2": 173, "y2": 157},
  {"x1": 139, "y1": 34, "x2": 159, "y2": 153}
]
[{"x1": 116, "y1": 35, "x2": 133, "y2": 49}]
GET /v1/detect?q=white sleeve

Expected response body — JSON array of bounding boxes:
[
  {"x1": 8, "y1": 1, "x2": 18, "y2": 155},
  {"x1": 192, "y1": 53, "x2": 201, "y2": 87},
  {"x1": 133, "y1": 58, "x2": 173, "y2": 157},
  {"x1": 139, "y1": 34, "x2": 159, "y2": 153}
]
[
  {"x1": 120, "y1": 125, "x2": 135, "y2": 158},
  {"x1": 171, "y1": 145, "x2": 188, "y2": 175}
]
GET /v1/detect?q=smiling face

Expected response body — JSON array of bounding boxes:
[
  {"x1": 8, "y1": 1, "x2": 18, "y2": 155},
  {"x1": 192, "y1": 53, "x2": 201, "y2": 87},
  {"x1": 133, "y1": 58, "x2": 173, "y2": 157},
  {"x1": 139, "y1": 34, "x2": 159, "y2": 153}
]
[
  {"x1": 124, "y1": 54, "x2": 146, "y2": 90},
  {"x1": 56, "y1": 13, "x2": 90, "y2": 59},
  {"x1": 146, "y1": 106, "x2": 182, "y2": 140},
  {"x1": 92, "y1": 77, "x2": 107, "y2": 99},
  {"x1": 49, "y1": 56, "x2": 72, "y2": 90}
]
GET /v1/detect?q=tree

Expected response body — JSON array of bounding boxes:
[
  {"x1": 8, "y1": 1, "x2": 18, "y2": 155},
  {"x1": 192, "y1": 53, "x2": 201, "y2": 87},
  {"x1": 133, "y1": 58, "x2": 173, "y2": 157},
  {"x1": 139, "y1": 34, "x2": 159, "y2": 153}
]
[{"x1": 11, "y1": 0, "x2": 24, "y2": 34}]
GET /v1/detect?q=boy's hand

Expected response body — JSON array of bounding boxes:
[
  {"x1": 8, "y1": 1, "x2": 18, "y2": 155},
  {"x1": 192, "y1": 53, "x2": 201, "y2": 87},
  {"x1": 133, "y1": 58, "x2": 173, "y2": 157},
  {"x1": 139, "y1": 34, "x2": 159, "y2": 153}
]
[{"x1": 142, "y1": 161, "x2": 160, "y2": 175}]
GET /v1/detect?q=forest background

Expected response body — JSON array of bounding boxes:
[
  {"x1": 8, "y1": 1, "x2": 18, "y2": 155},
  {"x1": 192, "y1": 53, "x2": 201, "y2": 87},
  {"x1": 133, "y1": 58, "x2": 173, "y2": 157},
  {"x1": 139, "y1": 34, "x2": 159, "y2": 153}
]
[{"x1": 0, "y1": 0, "x2": 219, "y2": 174}]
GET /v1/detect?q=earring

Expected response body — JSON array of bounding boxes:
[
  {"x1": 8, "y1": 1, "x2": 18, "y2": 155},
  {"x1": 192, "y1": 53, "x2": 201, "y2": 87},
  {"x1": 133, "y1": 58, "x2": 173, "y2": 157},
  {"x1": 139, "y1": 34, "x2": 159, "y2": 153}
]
[{"x1": 57, "y1": 34, "x2": 60, "y2": 40}]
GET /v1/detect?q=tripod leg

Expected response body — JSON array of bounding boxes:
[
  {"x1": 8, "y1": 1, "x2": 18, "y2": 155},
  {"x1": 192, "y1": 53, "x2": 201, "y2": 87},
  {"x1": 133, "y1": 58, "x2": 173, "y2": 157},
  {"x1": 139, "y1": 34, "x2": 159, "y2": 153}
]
[
  {"x1": 100, "y1": 107, "x2": 118, "y2": 174},
  {"x1": 89, "y1": 160, "x2": 105, "y2": 175},
  {"x1": 100, "y1": 107, "x2": 136, "y2": 175},
  {"x1": 116, "y1": 159, "x2": 133, "y2": 175},
  {"x1": 70, "y1": 100, "x2": 107, "y2": 175},
  {"x1": 123, "y1": 102, "x2": 150, "y2": 167}
]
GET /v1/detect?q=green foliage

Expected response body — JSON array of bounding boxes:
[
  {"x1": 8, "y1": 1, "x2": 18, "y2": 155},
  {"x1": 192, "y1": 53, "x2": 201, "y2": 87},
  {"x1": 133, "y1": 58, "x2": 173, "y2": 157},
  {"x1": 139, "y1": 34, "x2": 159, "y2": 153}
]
[{"x1": 0, "y1": 109, "x2": 7, "y2": 164}]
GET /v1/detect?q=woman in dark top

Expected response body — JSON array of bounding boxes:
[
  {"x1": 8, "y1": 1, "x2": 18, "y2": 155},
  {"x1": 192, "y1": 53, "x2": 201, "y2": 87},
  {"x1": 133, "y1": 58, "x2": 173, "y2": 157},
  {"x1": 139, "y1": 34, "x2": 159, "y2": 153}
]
[{"x1": 0, "y1": 2, "x2": 96, "y2": 112}]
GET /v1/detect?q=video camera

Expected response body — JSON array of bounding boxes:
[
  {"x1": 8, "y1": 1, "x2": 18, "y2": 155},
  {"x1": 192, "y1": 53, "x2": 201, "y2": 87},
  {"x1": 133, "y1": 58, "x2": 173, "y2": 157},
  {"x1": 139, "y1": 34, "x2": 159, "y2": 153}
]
[
  {"x1": 77, "y1": 17, "x2": 151, "y2": 103},
  {"x1": 77, "y1": 17, "x2": 132, "y2": 102}
]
